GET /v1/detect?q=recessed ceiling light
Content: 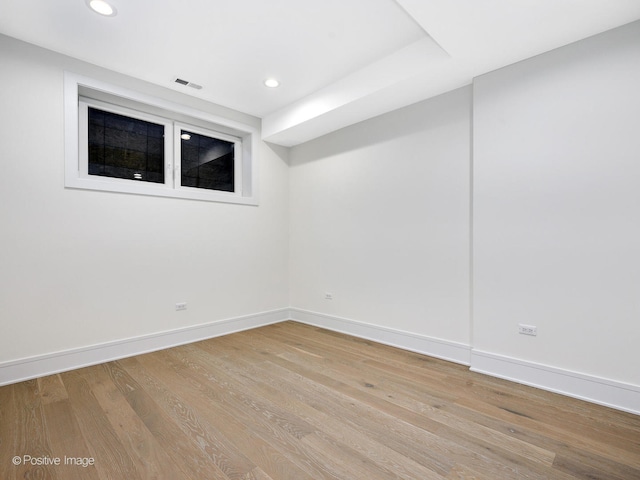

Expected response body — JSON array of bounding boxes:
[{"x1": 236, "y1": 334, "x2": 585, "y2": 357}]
[
  {"x1": 87, "y1": 0, "x2": 117, "y2": 17},
  {"x1": 180, "y1": 133, "x2": 191, "y2": 140},
  {"x1": 264, "y1": 78, "x2": 280, "y2": 88}
]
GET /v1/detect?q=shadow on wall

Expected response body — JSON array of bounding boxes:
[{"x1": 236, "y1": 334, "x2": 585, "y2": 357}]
[
  {"x1": 264, "y1": 141, "x2": 291, "y2": 167},
  {"x1": 288, "y1": 85, "x2": 472, "y2": 165}
]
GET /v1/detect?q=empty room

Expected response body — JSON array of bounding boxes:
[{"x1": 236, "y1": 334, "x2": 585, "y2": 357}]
[{"x1": 1, "y1": 1, "x2": 639, "y2": 478}]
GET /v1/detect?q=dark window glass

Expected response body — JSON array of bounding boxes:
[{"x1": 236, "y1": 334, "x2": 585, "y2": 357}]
[
  {"x1": 87, "y1": 107, "x2": 165, "y2": 183},
  {"x1": 181, "y1": 130, "x2": 234, "y2": 192}
]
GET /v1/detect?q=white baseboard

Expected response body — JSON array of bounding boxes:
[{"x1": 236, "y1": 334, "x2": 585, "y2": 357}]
[
  {"x1": 0, "y1": 308, "x2": 289, "y2": 386},
  {"x1": 3, "y1": 307, "x2": 637, "y2": 416},
  {"x1": 471, "y1": 349, "x2": 640, "y2": 416},
  {"x1": 289, "y1": 308, "x2": 471, "y2": 366}
]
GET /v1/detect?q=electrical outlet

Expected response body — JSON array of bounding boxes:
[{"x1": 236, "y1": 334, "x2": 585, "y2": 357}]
[
  {"x1": 325, "y1": 293, "x2": 333, "y2": 300},
  {"x1": 175, "y1": 302, "x2": 187, "y2": 311},
  {"x1": 518, "y1": 324, "x2": 537, "y2": 336}
]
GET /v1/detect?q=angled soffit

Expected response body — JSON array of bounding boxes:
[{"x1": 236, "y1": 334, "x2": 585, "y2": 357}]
[{"x1": 263, "y1": 0, "x2": 640, "y2": 146}]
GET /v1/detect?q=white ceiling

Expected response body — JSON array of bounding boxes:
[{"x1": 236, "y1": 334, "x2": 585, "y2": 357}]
[{"x1": 1, "y1": 0, "x2": 639, "y2": 146}]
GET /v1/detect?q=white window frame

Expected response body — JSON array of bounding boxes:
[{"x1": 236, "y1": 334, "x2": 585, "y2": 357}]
[{"x1": 64, "y1": 72, "x2": 259, "y2": 205}]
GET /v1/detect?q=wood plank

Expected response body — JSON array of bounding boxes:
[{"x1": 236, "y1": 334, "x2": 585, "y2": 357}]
[
  {"x1": 119, "y1": 354, "x2": 259, "y2": 480},
  {"x1": 300, "y1": 431, "x2": 407, "y2": 480},
  {"x1": 454, "y1": 394, "x2": 640, "y2": 472},
  {"x1": 74, "y1": 364, "x2": 189, "y2": 480},
  {"x1": 454, "y1": 379, "x2": 640, "y2": 456},
  {"x1": 60, "y1": 368, "x2": 140, "y2": 479},
  {"x1": 247, "y1": 467, "x2": 276, "y2": 480},
  {"x1": 446, "y1": 463, "x2": 494, "y2": 480},
  {"x1": 41, "y1": 399, "x2": 100, "y2": 480},
  {"x1": 104, "y1": 360, "x2": 226, "y2": 480},
  {"x1": 0, "y1": 384, "x2": 18, "y2": 480},
  {"x1": 552, "y1": 449, "x2": 640, "y2": 480},
  {"x1": 11, "y1": 380, "x2": 59, "y2": 479},
  {"x1": 38, "y1": 374, "x2": 69, "y2": 406}
]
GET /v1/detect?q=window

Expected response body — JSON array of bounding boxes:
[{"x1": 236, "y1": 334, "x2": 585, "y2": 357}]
[
  {"x1": 65, "y1": 72, "x2": 258, "y2": 205},
  {"x1": 79, "y1": 99, "x2": 173, "y2": 188},
  {"x1": 175, "y1": 124, "x2": 242, "y2": 194},
  {"x1": 87, "y1": 106, "x2": 166, "y2": 184}
]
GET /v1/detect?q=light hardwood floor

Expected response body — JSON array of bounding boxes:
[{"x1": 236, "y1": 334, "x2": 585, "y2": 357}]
[{"x1": 1, "y1": 321, "x2": 639, "y2": 479}]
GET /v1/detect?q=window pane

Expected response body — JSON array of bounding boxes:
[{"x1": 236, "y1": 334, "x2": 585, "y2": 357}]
[
  {"x1": 87, "y1": 107, "x2": 165, "y2": 183},
  {"x1": 180, "y1": 130, "x2": 234, "y2": 192}
]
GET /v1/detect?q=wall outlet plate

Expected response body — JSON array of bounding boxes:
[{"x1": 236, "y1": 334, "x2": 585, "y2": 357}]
[{"x1": 175, "y1": 302, "x2": 187, "y2": 311}]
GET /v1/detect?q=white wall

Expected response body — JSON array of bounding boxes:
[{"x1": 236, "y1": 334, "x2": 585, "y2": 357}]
[
  {"x1": 289, "y1": 87, "x2": 472, "y2": 354},
  {"x1": 0, "y1": 35, "x2": 290, "y2": 366},
  {"x1": 473, "y1": 21, "x2": 640, "y2": 386}
]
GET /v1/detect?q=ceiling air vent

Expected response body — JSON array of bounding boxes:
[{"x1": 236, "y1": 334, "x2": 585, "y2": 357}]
[{"x1": 174, "y1": 78, "x2": 203, "y2": 90}]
